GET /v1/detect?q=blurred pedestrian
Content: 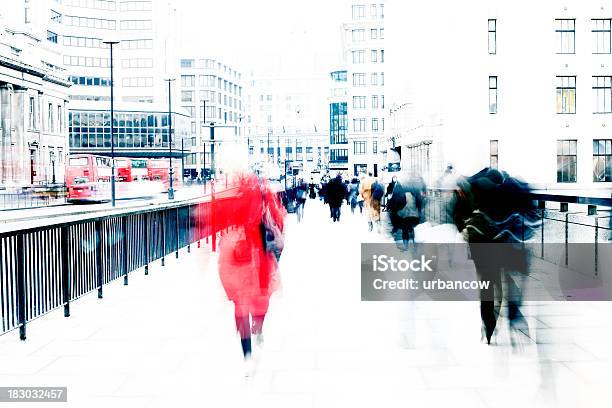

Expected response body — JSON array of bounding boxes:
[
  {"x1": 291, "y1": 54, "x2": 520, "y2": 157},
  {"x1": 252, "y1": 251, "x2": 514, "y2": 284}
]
[
  {"x1": 217, "y1": 172, "x2": 286, "y2": 375},
  {"x1": 295, "y1": 179, "x2": 308, "y2": 222},
  {"x1": 326, "y1": 174, "x2": 347, "y2": 222},
  {"x1": 360, "y1": 173, "x2": 383, "y2": 231},
  {"x1": 348, "y1": 177, "x2": 360, "y2": 214},
  {"x1": 387, "y1": 174, "x2": 427, "y2": 248}
]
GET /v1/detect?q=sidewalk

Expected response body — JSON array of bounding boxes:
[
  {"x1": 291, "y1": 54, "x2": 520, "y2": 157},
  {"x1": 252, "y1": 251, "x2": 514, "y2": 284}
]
[{"x1": 0, "y1": 199, "x2": 611, "y2": 407}]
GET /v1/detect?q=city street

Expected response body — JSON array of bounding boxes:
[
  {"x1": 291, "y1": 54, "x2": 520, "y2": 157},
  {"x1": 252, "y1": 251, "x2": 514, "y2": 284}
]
[{"x1": 1, "y1": 199, "x2": 611, "y2": 408}]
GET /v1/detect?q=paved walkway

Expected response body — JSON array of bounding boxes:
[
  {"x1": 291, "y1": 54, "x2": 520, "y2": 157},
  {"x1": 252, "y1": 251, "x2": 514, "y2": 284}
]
[{"x1": 1, "y1": 199, "x2": 611, "y2": 407}]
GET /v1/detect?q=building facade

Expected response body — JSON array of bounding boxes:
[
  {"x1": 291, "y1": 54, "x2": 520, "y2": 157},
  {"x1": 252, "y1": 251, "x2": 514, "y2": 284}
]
[
  {"x1": 24, "y1": 0, "x2": 190, "y2": 160},
  {"x1": 0, "y1": 11, "x2": 70, "y2": 188},
  {"x1": 387, "y1": 1, "x2": 612, "y2": 190},
  {"x1": 342, "y1": 1, "x2": 386, "y2": 177},
  {"x1": 245, "y1": 73, "x2": 329, "y2": 178},
  {"x1": 178, "y1": 57, "x2": 245, "y2": 179}
]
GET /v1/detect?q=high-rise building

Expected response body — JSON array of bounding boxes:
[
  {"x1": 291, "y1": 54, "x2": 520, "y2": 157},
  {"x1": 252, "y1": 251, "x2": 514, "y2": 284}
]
[
  {"x1": 340, "y1": 1, "x2": 386, "y2": 177},
  {"x1": 0, "y1": 8, "x2": 71, "y2": 187},
  {"x1": 387, "y1": 1, "x2": 612, "y2": 190},
  {"x1": 178, "y1": 57, "x2": 245, "y2": 179},
  {"x1": 24, "y1": 0, "x2": 190, "y2": 159}
]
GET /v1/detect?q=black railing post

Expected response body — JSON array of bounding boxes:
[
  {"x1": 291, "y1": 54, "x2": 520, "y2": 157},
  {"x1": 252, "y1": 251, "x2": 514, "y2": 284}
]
[
  {"x1": 144, "y1": 212, "x2": 149, "y2": 275},
  {"x1": 60, "y1": 226, "x2": 70, "y2": 317},
  {"x1": 122, "y1": 217, "x2": 128, "y2": 286},
  {"x1": 16, "y1": 233, "x2": 26, "y2": 340},
  {"x1": 95, "y1": 220, "x2": 103, "y2": 299},
  {"x1": 595, "y1": 217, "x2": 599, "y2": 277},
  {"x1": 175, "y1": 207, "x2": 180, "y2": 258},
  {"x1": 161, "y1": 210, "x2": 166, "y2": 267}
]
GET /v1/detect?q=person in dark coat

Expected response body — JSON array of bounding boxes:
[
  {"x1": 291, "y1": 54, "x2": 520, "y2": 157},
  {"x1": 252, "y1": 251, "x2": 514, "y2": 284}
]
[{"x1": 326, "y1": 174, "x2": 347, "y2": 222}]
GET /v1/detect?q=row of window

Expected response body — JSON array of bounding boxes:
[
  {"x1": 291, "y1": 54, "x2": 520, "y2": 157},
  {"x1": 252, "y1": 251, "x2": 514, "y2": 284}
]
[
  {"x1": 352, "y1": 118, "x2": 385, "y2": 133},
  {"x1": 488, "y1": 18, "x2": 612, "y2": 55},
  {"x1": 122, "y1": 77, "x2": 153, "y2": 87},
  {"x1": 351, "y1": 49, "x2": 385, "y2": 64},
  {"x1": 488, "y1": 75, "x2": 612, "y2": 114},
  {"x1": 119, "y1": 19, "x2": 152, "y2": 30},
  {"x1": 119, "y1": 1, "x2": 152, "y2": 11},
  {"x1": 61, "y1": 0, "x2": 117, "y2": 10},
  {"x1": 489, "y1": 139, "x2": 612, "y2": 182},
  {"x1": 180, "y1": 75, "x2": 242, "y2": 96},
  {"x1": 352, "y1": 72, "x2": 385, "y2": 86},
  {"x1": 180, "y1": 59, "x2": 241, "y2": 79},
  {"x1": 26, "y1": 97, "x2": 64, "y2": 134},
  {"x1": 181, "y1": 92, "x2": 242, "y2": 110},
  {"x1": 351, "y1": 28, "x2": 385, "y2": 42},
  {"x1": 121, "y1": 39, "x2": 153, "y2": 49},
  {"x1": 352, "y1": 95, "x2": 385, "y2": 109},
  {"x1": 353, "y1": 140, "x2": 378, "y2": 155},
  {"x1": 69, "y1": 95, "x2": 111, "y2": 101},
  {"x1": 182, "y1": 105, "x2": 242, "y2": 123},
  {"x1": 352, "y1": 4, "x2": 384, "y2": 20},
  {"x1": 64, "y1": 15, "x2": 116, "y2": 29},
  {"x1": 69, "y1": 76, "x2": 111, "y2": 87},
  {"x1": 121, "y1": 58, "x2": 153, "y2": 69},
  {"x1": 63, "y1": 55, "x2": 110, "y2": 67}
]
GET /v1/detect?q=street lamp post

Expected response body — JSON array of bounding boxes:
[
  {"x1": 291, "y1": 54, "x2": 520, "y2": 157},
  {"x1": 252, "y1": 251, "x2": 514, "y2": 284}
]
[
  {"x1": 103, "y1": 40, "x2": 119, "y2": 206},
  {"x1": 165, "y1": 78, "x2": 176, "y2": 200}
]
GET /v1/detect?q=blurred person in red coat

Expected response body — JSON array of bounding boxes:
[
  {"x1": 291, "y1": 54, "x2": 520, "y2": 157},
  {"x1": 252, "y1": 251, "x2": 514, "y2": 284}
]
[{"x1": 217, "y1": 171, "x2": 286, "y2": 374}]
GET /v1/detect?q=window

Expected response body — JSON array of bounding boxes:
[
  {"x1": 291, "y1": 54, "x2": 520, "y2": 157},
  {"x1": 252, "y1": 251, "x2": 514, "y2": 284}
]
[
  {"x1": 370, "y1": 4, "x2": 377, "y2": 17},
  {"x1": 352, "y1": 29, "x2": 365, "y2": 42},
  {"x1": 353, "y1": 96, "x2": 366, "y2": 109},
  {"x1": 372, "y1": 118, "x2": 379, "y2": 132},
  {"x1": 354, "y1": 141, "x2": 367, "y2": 154},
  {"x1": 47, "y1": 31, "x2": 58, "y2": 43},
  {"x1": 490, "y1": 140, "x2": 498, "y2": 168},
  {"x1": 28, "y1": 97, "x2": 36, "y2": 129},
  {"x1": 352, "y1": 5, "x2": 366, "y2": 20},
  {"x1": 352, "y1": 50, "x2": 365, "y2": 64},
  {"x1": 121, "y1": 39, "x2": 153, "y2": 49},
  {"x1": 306, "y1": 146, "x2": 313, "y2": 161},
  {"x1": 380, "y1": 28, "x2": 385, "y2": 39},
  {"x1": 120, "y1": 1, "x2": 152, "y2": 11},
  {"x1": 353, "y1": 118, "x2": 367, "y2": 132},
  {"x1": 181, "y1": 59, "x2": 194, "y2": 68},
  {"x1": 47, "y1": 103, "x2": 54, "y2": 132},
  {"x1": 556, "y1": 76, "x2": 576, "y2": 114},
  {"x1": 181, "y1": 75, "x2": 195, "y2": 87},
  {"x1": 199, "y1": 75, "x2": 216, "y2": 87},
  {"x1": 556, "y1": 19, "x2": 576, "y2": 54},
  {"x1": 181, "y1": 91, "x2": 194, "y2": 103},
  {"x1": 381, "y1": 73, "x2": 385, "y2": 85},
  {"x1": 58, "y1": 105, "x2": 63, "y2": 133},
  {"x1": 593, "y1": 19, "x2": 612, "y2": 54},
  {"x1": 372, "y1": 95, "x2": 379, "y2": 109},
  {"x1": 371, "y1": 72, "x2": 379, "y2": 85},
  {"x1": 121, "y1": 77, "x2": 153, "y2": 87},
  {"x1": 593, "y1": 76, "x2": 612, "y2": 113},
  {"x1": 489, "y1": 76, "x2": 498, "y2": 114},
  {"x1": 373, "y1": 140, "x2": 378, "y2": 154},
  {"x1": 593, "y1": 139, "x2": 612, "y2": 181},
  {"x1": 380, "y1": 50, "x2": 384, "y2": 63},
  {"x1": 353, "y1": 73, "x2": 366, "y2": 86},
  {"x1": 371, "y1": 29, "x2": 378, "y2": 40},
  {"x1": 63, "y1": 15, "x2": 116, "y2": 29},
  {"x1": 50, "y1": 10, "x2": 62, "y2": 23},
  {"x1": 488, "y1": 19, "x2": 496, "y2": 54},
  {"x1": 371, "y1": 50, "x2": 378, "y2": 63},
  {"x1": 557, "y1": 140, "x2": 577, "y2": 183}
]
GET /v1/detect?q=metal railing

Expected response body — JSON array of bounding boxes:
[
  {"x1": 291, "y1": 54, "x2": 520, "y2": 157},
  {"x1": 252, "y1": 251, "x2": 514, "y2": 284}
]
[
  {"x1": 0, "y1": 186, "x2": 241, "y2": 340},
  {"x1": 424, "y1": 189, "x2": 612, "y2": 271},
  {"x1": 0, "y1": 190, "x2": 66, "y2": 210}
]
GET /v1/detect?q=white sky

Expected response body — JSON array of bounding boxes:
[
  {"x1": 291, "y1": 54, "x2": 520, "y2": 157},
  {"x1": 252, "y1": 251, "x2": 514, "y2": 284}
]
[{"x1": 175, "y1": 0, "x2": 348, "y2": 78}]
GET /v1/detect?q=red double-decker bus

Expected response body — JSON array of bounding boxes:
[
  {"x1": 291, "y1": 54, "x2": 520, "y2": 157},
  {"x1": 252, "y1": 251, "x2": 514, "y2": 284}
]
[{"x1": 66, "y1": 155, "x2": 181, "y2": 203}]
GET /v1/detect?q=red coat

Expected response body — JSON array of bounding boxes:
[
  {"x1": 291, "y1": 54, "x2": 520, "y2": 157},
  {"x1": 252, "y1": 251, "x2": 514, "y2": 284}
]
[{"x1": 217, "y1": 174, "x2": 285, "y2": 316}]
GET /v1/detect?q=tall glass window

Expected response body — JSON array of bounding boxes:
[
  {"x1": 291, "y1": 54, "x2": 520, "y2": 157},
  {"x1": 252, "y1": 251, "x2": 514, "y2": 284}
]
[
  {"x1": 593, "y1": 139, "x2": 612, "y2": 182},
  {"x1": 556, "y1": 76, "x2": 576, "y2": 114},
  {"x1": 488, "y1": 19, "x2": 496, "y2": 54},
  {"x1": 555, "y1": 19, "x2": 576, "y2": 54},
  {"x1": 592, "y1": 19, "x2": 611, "y2": 54},
  {"x1": 557, "y1": 140, "x2": 577, "y2": 183},
  {"x1": 489, "y1": 76, "x2": 498, "y2": 114},
  {"x1": 593, "y1": 76, "x2": 612, "y2": 113}
]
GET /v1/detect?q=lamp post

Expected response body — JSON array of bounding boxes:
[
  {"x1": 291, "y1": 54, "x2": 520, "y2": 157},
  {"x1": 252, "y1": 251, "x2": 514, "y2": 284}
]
[
  {"x1": 103, "y1": 40, "x2": 119, "y2": 206},
  {"x1": 164, "y1": 78, "x2": 175, "y2": 200}
]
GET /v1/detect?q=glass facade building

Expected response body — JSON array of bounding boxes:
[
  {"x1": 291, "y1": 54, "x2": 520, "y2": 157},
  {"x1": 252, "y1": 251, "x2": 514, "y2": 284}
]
[
  {"x1": 330, "y1": 102, "x2": 348, "y2": 165},
  {"x1": 69, "y1": 110, "x2": 190, "y2": 156}
]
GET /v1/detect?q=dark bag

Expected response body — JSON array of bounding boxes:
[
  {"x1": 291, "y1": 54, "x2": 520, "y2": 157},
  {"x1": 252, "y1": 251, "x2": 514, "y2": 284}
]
[
  {"x1": 259, "y1": 180, "x2": 285, "y2": 261},
  {"x1": 372, "y1": 181, "x2": 385, "y2": 201}
]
